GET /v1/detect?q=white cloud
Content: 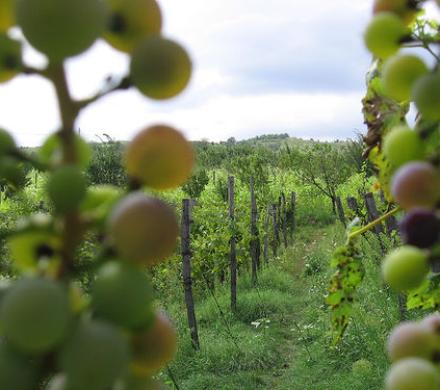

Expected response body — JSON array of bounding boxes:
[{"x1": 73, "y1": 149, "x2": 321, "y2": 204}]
[{"x1": 3, "y1": 0, "x2": 434, "y2": 146}]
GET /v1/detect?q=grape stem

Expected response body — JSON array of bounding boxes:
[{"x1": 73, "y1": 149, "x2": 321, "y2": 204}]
[
  {"x1": 46, "y1": 62, "x2": 83, "y2": 278},
  {"x1": 348, "y1": 206, "x2": 401, "y2": 240},
  {"x1": 76, "y1": 75, "x2": 131, "y2": 109}
]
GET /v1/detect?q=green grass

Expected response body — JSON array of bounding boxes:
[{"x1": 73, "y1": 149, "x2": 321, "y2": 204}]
[{"x1": 158, "y1": 225, "x2": 402, "y2": 389}]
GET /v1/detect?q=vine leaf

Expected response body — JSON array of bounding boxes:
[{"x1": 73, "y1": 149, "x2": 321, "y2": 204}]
[
  {"x1": 407, "y1": 275, "x2": 440, "y2": 310},
  {"x1": 326, "y1": 238, "x2": 365, "y2": 343}
]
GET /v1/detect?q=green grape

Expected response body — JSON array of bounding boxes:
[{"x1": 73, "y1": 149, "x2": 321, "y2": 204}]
[
  {"x1": 131, "y1": 310, "x2": 177, "y2": 377},
  {"x1": 39, "y1": 133, "x2": 91, "y2": 169},
  {"x1": 0, "y1": 128, "x2": 16, "y2": 156},
  {"x1": 382, "y1": 246, "x2": 429, "y2": 291},
  {"x1": 382, "y1": 126, "x2": 424, "y2": 167},
  {"x1": 124, "y1": 125, "x2": 194, "y2": 190},
  {"x1": 0, "y1": 157, "x2": 26, "y2": 189},
  {"x1": 108, "y1": 193, "x2": 178, "y2": 266},
  {"x1": 0, "y1": 339, "x2": 36, "y2": 390},
  {"x1": 0, "y1": 278, "x2": 71, "y2": 354},
  {"x1": 382, "y1": 55, "x2": 428, "y2": 102},
  {"x1": 47, "y1": 166, "x2": 87, "y2": 214},
  {"x1": 364, "y1": 13, "x2": 407, "y2": 59},
  {"x1": 385, "y1": 358, "x2": 440, "y2": 390},
  {"x1": 387, "y1": 322, "x2": 439, "y2": 362},
  {"x1": 80, "y1": 185, "x2": 122, "y2": 224},
  {"x1": 130, "y1": 36, "x2": 192, "y2": 100},
  {"x1": 91, "y1": 261, "x2": 153, "y2": 328},
  {"x1": 391, "y1": 162, "x2": 440, "y2": 210},
  {"x1": 58, "y1": 320, "x2": 130, "y2": 390},
  {"x1": 412, "y1": 73, "x2": 440, "y2": 121},
  {"x1": 15, "y1": 0, "x2": 108, "y2": 61},
  {"x1": 103, "y1": 0, "x2": 162, "y2": 53},
  {"x1": 8, "y1": 231, "x2": 60, "y2": 272},
  {"x1": 0, "y1": 0, "x2": 14, "y2": 32},
  {"x1": 0, "y1": 33, "x2": 22, "y2": 83},
  {"x1": 115, "y1": 374, "x2": 165, "y2": 390}
]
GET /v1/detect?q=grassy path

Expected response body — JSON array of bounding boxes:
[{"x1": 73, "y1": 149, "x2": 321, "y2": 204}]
[{"x1": 163, "y1": 224, "x2": 395, "y2": 389}]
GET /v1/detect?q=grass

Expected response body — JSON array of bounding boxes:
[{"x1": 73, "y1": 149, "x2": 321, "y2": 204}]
[{"x1": 158, "y1": 224, "x2": 403, "y2": 389}]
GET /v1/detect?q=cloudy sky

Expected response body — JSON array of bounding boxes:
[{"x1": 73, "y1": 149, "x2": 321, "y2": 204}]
[{"x1": 0, "y1": 0, "x2": 438, "y2": 146}]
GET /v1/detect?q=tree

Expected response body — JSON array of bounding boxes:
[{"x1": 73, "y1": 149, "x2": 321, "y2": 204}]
[{"x1": 283, "y1": 142, "x2": 356, "y2": 214}]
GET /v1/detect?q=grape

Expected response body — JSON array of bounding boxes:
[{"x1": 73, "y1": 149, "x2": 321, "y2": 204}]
[
  {"x1": 364, "y1": 13, "x2": 407, "y2": 59},
  {"x1": 130, "y1": 36, "x2": 192, "y2": 100},
  {"x1": 0, "y1": 157, "x2": 26, "y2": 189},
  {"x1": 81, "y1": 185, "x2": 121, "y2": 211},
  {"x1": 91, "y1": 261, "x2": 153, "y2": 328},
  {"x1": 0, "y1": 128, "x2": 16, "y2": 156},
  {"x1": 0, "y1": 0, "x2": 14, "y2": 32},
  {"x1": 0, "y1": 278, "x2": 71, "y2": 354},
  {"x1": 421, "y1": 313, "x2": 440, "y2": 335},
  {"x1": 382, "y1": 246, "x2": 429, "y2": 291},
  {"x1": 412, "y1": 73, "x2": 440, "y2": 121},
  {"x1": 382, "y1": 126, "x2": 424, "y2": 167},
  {"x1": 399, "y1": 208, "x2": 440, "y2": 248},
  {"x1": 15, "y1": 0, "x2": 107, "y2": 61},
  {"x1": 373, "y1": 0, "x2": 416, "y2": 23},
  {"x1": 131, "y1": 311, "x2": 177, "y2": 377},
  {"x1": 80, "y1": 185, "x2": 122, "y2": 225},
  {"x1": 0, "y1": 33, "x2": 21, "y2": 83},
  {"x1": 103, "y1": 0, "x2": 162, "y2": 53},
  {"x1": 47, "y1": 166, "x2": 87, "y2": 214},
  {"x1": 391, "y1": 162, "x2": 440, "y2": 210},
  {"x1": 0, "y1": 339, "x2": 36, "y2": 390},
  {"x1": 115, "y1": 375, "x2": 165, "y2": 390},
  {"x1": 382, "y1": 55, "x2": 428, "y2": 102},
  {"x1": 39, "y1": 133, "x2": 92, "y2": 170},
  {"x1": 387, "y1": 321, "x2": 438, "y2": 362},
  {"x1": 8, "y1": 231, "x2": 60, "y2": 272},
  {"x1": 58, "y1": 320, "x2": 130, "y2": 390},
  {"x1": 385, "y1": 358, "x2": 440, "y2": 390},
  {"x1": 108, "y1": 193, "x2": 178, "y2": 266},
  {"x1": 125, "y1": 125, "x2": 194, "y2": 190}
]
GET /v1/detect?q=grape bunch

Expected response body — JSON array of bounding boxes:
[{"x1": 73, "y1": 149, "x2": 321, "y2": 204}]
[
  {"x1": 0, "y1": 0, "x2": 193, "y2": 389},
  {"x1": 364, "y1": 0, "x2": 440, "y2": 389}
]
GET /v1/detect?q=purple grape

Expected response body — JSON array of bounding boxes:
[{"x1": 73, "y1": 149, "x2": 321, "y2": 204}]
[
  {"x1": 391, "y1": 162, "x2": 440, "y2": 210},
  {"x1": 399, "y1": 208, "x2": 440, "y2": 248}
]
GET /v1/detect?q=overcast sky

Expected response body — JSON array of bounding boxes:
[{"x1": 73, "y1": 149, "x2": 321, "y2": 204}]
[{"x1": 0, "y1": 0, "x2": 438, "y2": 146}]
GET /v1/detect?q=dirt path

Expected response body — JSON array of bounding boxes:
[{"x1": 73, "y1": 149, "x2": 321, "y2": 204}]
[{"x1": 267, "y1": 228, "x2": 327, "y2": 389}]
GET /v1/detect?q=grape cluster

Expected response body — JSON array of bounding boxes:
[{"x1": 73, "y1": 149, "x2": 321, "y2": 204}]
[
  {"x1": 364, "y1": 0, "x2": 440, "y2": 388},
  {"x1": 0, "y1": 0, "x2": 193, "y2": 389},
  {"x1": 385, "y1": 316, "x2": 440, "y2": 390}
]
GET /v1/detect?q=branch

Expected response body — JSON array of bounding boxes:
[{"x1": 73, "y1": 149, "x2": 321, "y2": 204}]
[
  {"x1": 348, "y1": 207, "x2": 401, "y2": 240},
  {"x1": 76, "y1": 75, "x2": 131, "y2": 110}
]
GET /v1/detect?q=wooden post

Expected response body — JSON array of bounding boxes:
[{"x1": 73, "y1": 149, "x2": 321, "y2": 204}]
[
  {"x1": 288, "y1": 192, "x2": 296, "y2": 239},
  {"x1": 228, "y1": 176, "x2": 237, "y2": 312},
  {"x1": 263, "y1": 203, "x2": 270, "y2": 264},
  {"x1": 281, "y1": 192, "x2": 288, "y2": 248},
  {"x1": 378, "y1": 192, "x2": 399, "y2": 235},
  {"x1": 336, "y1": 196, "x2": 346, "y2": 227},
  {"x1": 181, "y1": 199, "x2": 200, "y2": 350},
  {"x1": 347, "y1": 196, "x2": 360, "y2": 216},
  {"x1": 250, "y1": 177, "x2": 259, "y2": 285},
  {"x1": 364, "y1": 192, "x2": 384, "y2": 235},
  {"x1": 271, "y1": 203, "x2": 279, "y2": 257}
]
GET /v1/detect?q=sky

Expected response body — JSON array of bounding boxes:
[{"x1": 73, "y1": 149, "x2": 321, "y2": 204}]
[{"x1": 0, "y1": 0, "x2": 438, "y2": 146}]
